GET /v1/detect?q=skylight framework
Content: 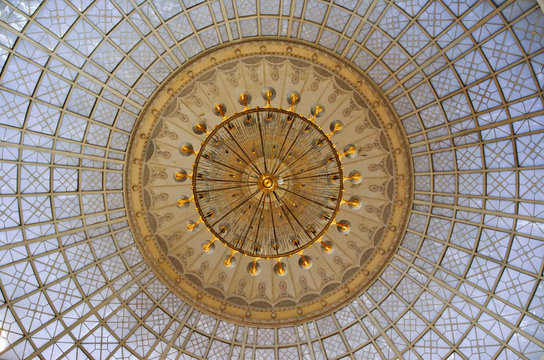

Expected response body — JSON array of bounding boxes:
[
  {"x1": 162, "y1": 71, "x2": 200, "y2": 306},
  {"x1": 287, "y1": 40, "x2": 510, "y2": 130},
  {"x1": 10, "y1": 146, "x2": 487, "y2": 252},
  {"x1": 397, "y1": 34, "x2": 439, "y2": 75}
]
[{"x1": 0, "y1": 0, "x2": 542, "y2": 359}]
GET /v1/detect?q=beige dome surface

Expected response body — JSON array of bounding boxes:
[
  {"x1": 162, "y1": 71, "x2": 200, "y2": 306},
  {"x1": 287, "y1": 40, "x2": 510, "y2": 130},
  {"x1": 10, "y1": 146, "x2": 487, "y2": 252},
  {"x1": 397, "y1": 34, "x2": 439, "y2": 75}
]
[
  {"x1": 0, "y1": 0, "x2": 543, "y2": 359},
  {"x1": 127, "y1": 42, "x2": 411, "y2": 325}
]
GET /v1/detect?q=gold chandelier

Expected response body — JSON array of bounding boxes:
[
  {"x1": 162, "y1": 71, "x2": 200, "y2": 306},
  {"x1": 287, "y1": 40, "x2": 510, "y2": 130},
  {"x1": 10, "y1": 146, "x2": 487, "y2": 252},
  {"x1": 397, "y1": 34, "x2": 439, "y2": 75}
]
[{"x1": 174, "y1": 89, "x2": 362, "y2": 276}]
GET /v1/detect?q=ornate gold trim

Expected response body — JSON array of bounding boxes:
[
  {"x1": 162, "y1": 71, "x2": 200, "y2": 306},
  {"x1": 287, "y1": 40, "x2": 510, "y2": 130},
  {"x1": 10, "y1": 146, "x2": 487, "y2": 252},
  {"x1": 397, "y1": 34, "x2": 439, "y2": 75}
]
[{"x1": 125, "y1": 39, "x2": 413, "y2": 326}]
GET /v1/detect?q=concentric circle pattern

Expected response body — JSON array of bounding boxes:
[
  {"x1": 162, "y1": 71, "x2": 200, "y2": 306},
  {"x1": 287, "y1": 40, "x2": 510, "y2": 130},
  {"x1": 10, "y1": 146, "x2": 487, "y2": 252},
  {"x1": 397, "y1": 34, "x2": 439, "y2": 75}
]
[
  {"x1": 0, "y1": 0, "x2": 543, "y2": 358},
  {"x1": 128, "y1": 44, "x2": 410, "y2": 325},
  {"x1": 193, "y1": 108, "x2": 343, "y2": 258}
]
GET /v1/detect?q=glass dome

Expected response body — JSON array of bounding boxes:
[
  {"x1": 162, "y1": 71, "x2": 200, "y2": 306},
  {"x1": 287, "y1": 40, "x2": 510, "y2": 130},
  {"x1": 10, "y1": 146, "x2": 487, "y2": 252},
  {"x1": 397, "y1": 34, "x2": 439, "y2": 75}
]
[{"x1": 0, "y1": 0, "x2": 543, "y2": 359}]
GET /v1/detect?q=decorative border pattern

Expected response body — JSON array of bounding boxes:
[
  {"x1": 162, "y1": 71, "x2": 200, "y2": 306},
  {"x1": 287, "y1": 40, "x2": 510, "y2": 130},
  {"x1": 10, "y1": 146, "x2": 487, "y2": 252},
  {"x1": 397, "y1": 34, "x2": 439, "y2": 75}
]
[{"x1": 126, "y1": 40, "x2": 412, "y2": 325}]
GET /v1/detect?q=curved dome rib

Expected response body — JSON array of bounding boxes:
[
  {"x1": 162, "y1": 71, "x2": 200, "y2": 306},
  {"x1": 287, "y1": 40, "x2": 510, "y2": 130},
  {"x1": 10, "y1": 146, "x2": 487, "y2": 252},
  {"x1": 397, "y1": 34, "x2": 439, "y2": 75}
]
[{"x1": 0, "y1": 0, "x2": 542, "y2": 359}]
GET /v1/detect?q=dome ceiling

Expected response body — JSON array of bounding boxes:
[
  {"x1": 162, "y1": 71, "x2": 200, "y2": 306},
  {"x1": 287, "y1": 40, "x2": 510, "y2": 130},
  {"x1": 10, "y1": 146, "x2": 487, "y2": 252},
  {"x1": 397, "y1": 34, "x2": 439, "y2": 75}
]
[
  {"x1": 0, "y1": 0, "x2": 543, "y2": 359},
  {"x1": 127, "y1": 42, "x2": 411, "y2": 325}
]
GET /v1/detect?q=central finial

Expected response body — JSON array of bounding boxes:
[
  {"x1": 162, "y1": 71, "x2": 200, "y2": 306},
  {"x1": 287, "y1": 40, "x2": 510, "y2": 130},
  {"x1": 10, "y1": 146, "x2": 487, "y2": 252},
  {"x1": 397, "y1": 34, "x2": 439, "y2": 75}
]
[{"x1": 258, "y1": 174, "x2": 278, "y2": 193}]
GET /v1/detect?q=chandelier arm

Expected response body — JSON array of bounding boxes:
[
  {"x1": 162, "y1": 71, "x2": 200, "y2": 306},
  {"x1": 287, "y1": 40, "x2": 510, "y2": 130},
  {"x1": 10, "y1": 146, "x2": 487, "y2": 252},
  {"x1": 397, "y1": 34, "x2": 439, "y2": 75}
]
[
  {"x1": 342, "y1": 197, "x2": 360, "y2": 208},
  {"x1": 343, "y1": 171, "x2": 362, "y2": 182},
  {"x1": 175, "y1": 171, "x2": 192, "y2": 180}
]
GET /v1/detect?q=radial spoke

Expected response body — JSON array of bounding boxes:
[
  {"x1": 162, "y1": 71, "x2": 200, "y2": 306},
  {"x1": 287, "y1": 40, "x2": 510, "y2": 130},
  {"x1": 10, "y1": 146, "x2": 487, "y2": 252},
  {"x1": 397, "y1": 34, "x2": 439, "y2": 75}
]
[
  {"x1": 272, "y1": 124, "x2": 306, "y2": 175},
  {"x1": 270, "y1": 116, "x2": 296, "y2": 174},
  {"x1": 273, "y1": 191, "x2": 313, "y2": 240},
  {"x1": 241, "y1": 191, "x2": 266, "y2": 249},
  {"x1": 277, "y1": 185, "x2": 336, "y2": 211},
  {"x1": 282, "y1": 172, "x2": 340, "y2": 182},
  {"x1": 203, "y1": 178, "x2": 259, "y2": 184},
  {"x1": 280, "y1": 164, "x2": 335, "y2": 180},
  {"x1": 268, "y1": 193, "x2": 280, "y2": 256},
  {"x1": 257, "y1": 113, "x2": 268, "y2": 173},
  {"x1": 223, "y1": 128, "x2": 263, "y2": 176},
  {"x1": 206, "y1": 156, "x2": 248, "y2": 175},
  {"x1": 275, "y1": 138, "x2": 324, "y2": 177},
  {"x1": 210, "y1": 188, "x2": 261, "y2": 227}
]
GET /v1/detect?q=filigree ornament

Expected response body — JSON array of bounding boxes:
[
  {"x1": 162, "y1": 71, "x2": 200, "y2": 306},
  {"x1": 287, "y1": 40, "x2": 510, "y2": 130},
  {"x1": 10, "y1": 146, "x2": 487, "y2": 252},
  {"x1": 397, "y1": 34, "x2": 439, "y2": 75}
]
[{"x1": 175, "y1": 89, "x2": 364, "y2": 276}]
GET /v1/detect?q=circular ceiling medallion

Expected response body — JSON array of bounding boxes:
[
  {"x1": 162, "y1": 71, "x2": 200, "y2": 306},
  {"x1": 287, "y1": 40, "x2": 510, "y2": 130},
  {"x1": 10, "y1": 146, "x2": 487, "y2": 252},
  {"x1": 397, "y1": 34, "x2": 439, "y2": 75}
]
[{"x1": 126, "y1": 40, "x2": 412, "y2": 325}]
